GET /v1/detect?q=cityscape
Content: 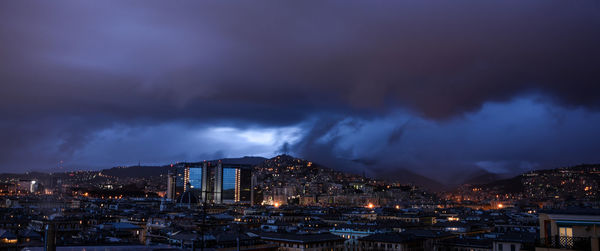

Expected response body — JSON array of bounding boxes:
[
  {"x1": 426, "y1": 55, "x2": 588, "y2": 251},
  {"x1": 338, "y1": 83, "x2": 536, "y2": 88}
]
[
  {"x1": 2, "y1": 0, "x2": 600, "y2": 251},
  {"x1": 0, "y1": 155, "x2": 599, "y2": 250}
]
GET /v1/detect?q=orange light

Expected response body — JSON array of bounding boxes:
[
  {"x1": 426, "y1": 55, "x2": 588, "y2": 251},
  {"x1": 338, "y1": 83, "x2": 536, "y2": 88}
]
[
  {"x1": 367, "y1": 203, "x2": 374, "y2": 209},
  {"x1": 395, "y1": 205, "x2": 400, "y2": 209},
  {"x1": 274, "y1": 202, "x2": 280, "y2": 208},
  {"x1": 498, "y1": 203, "x2": 504, "y2": 209}
]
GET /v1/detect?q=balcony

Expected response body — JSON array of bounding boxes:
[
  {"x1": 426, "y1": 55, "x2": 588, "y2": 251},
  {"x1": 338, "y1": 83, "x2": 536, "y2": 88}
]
[{"x1": 537, "y1": 236, "x2": 592, "y2": 250}]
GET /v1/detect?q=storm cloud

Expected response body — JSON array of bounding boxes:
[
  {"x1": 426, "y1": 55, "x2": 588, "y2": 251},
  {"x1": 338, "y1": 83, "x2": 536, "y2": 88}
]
[{"x1": 1, "y1": 0, "x2": 599, "y2": 182}]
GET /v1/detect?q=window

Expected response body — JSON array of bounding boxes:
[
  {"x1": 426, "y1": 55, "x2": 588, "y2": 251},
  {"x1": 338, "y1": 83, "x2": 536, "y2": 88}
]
[
  {"x1": 559, "y1": 227, "x2": 573, "y2": 237},
  {"x1": 498, "y1": 243, "x2": 503, "y2": 251},
  {"x1": 558, "y1": 227, "x2": 573, "y2": 248}
]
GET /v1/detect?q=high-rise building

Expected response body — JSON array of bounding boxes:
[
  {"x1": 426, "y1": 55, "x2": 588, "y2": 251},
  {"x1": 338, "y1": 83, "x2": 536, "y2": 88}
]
[
  {"x1": 188, "y1": 166, "x2": 203, "y2": 191},
  {"x1": 218, "y1": 163, "x2": 252, "y2": 204},
  {"x1": 179, "y1": 161, "x2": 252, "y2": 204},
  {"x1": 174, "y1": 164, "x2": 186, "y2": 198},
  {"x1": 166, "y1": 172, "x2": 176, "y2": 200}
]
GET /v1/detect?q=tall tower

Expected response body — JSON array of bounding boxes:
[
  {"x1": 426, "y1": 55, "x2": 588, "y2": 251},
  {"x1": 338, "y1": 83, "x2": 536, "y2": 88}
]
[
  {"x1": 214, "y1": 162, "x2": 223, "y2": 203},
  {"x1": 201, "y1": 162, "x2": 210, "y2": 202},
  {"x1": 251, "y1": 173, "x2": 257, "y2": 206},
  {"x1": 175, "y1": 161, "x2": 252, "y2": 204},
  {"x1": 166, "y1": 172, "x2": 176, "y2": 201}
]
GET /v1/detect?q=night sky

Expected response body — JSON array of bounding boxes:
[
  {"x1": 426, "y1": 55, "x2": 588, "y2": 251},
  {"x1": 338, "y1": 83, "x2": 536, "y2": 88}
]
[{"x1": 1, "y1": 1, "x2": 600, "y2": 183}]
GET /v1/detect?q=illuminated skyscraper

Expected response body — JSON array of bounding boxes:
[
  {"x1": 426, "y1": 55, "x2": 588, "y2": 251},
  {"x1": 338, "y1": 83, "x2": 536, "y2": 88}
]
[
  {"x1": 179, "y1": 161, "x2": 252, "y2": 204},
  {"x1": 166, "y1": 172, "x2": 176, "y2": 200},
  {"x1": 218, "y1": 163, "x2": 252, "y2": 204},
  {"x1": 188, "y1": 166, "x2": 203, "y2": 190}
]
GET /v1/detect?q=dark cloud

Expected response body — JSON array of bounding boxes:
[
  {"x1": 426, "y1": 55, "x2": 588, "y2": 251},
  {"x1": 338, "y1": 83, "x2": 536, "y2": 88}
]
[
  {"x1": 0, "y1": 0, "x2": 599, "y2": 175},
  {"x1": 290, "y1": 97, "x2": 600, "y2": 183}
]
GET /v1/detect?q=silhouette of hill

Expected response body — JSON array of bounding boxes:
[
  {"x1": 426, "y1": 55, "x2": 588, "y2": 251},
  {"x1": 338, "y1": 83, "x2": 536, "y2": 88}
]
[
  {"x1": 101, "y1": 165, "x2": 169, "y2": 178},
  {"x1": 461, "y1": 169, "x2": 512, "y2": 185},
  {"x1": 371, "y1": 167, "x2": 448, "y2": 192},
  {"x1": 220, "y1": 156, "x2": 267, "y2": 165},
  {"x1": 100, "y1": 156, "x2": 268, "y2": 178},
  {"x1": 475, "y1": 164, "x2": 600, "y2": 195},
  {"x1": 481, "y1": 175, "x2": 524, "y2": 194}
]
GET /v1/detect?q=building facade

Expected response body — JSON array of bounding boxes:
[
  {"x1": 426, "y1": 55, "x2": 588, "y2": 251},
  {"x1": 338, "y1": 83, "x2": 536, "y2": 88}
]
[
  {"x1": 536, "y1": 209, "x2": 600, "y2": 251},
  {"x1": 178, "y1": 161, "x2": 252, "y2": 204}
]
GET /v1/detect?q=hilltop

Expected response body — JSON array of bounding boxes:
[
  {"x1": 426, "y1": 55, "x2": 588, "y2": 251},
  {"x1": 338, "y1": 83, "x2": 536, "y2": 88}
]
[
  {"x1": 100, "y1": 156, "x2": 267, "y2": 178},
  {"x1": 455, "y1": 164, "x2": 600, "y2": 201}
]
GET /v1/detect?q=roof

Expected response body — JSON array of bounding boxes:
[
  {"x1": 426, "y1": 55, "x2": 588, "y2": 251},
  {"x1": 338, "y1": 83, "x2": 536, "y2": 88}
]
[
  {"x1": 495, "y1": 232, "x2": 537, "y2": 243},
  {"x1": 359, "y1": 232, "x2": 424, "y2": 243},
  {"x1": 111, "y1": 222, "x2": 142, "y2": 230},
  {"x1": 170, "y1": 231, "x2": 200, "y2": 241},
  {"x1": 403, "y1": 229, "x2": 454, "y2": 239},
  {"x1": 0, "y1": 229, "x2": 17, "y2": 239},
  {"x1": 257, "y1": 232, "x2": 344, "y2": 244},
  {"x1": 437, "y1": 237, "x2": 493, "y2": 248},
  {"x1": 21, "y1": 229, "x2": 42, "y2": 238},
  {"x1": 177, "y1": 190, "x2": 199, "y2": 205},
  {"x1": 540, "y1": 208, "x2": 600, "y2": 216}
]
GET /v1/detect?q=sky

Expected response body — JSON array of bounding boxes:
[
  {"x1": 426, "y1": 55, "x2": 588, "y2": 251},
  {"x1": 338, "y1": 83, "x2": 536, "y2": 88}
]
[{"x1": 1, "y1": 0, "x2": 600, "y2": 183}]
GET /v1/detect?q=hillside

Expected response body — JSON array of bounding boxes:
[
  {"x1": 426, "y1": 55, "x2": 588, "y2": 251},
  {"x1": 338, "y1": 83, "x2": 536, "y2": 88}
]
[
  {"x1": 100, "y1": 165, "x2": 169, "y2": 178},
  {"x1": 475, "y1": 164, "x2": 599, "y2": 199},
  {"x1": 100, "y1": 156, "x2": 268, "y2": 179},
  {"x1": 371, "y1": 167, "x2": 448, "y2": 192}
]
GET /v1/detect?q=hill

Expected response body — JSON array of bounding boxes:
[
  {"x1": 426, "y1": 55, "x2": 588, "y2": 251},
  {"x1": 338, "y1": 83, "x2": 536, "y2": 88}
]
[
  {"x1": 371, "y1": 167, "x2": 448, "y2": 192},
  {"x1": 100, "y1": 156, "x2": 268, "y2": 179},
  {"x1": 101, "y1": 165, "x2": 169, "y2": 178},
  {"x1": 474, "y1": 164, "x2": 599, "y2": 199}
]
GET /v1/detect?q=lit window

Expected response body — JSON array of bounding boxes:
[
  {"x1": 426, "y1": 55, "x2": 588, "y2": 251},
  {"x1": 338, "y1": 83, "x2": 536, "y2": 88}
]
[{"x1": 559, "y1": 227, "x2": 573, "y2": 248}]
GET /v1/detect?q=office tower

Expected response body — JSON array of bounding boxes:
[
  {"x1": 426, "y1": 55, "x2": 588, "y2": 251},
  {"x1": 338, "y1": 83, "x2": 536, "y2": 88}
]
[
  {"x1": 239, "y1": 167, "x2": 252, "y2": 202},
  {"x1": 178, "y1": 160, "x2": 253, "y2": 204},
  {"x1": 218, "y1": 163, "x2": 252, "y2": 204},
  {"x1": 214, "y1": 162, "x2": 223, "y2": 203},
  {"x1": 166, "y1": 172, "x2": 176, "y2": 200},
  {"x1": 251, "y1": 174, "x2": 257, "y2": 206},
  {"x1": 174, "y1": 164, "x2": 186, "y2": 198},
  {"x1": 187, "y1": 165, "x2": 203, "y2": 191},
  {"x1": 221, "y1": 166, "x2": 236, "y2": 203}
]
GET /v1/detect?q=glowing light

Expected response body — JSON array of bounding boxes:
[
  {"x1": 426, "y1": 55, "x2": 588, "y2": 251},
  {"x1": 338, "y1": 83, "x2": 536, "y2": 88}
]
[
  {"x1": 498, "y1": 203, "x2": 504, "y2": 209},
  {"x1": 367, "y1": 203, "x2": 374, "y2": 209},
  {"x1": 395, "y1": 205, "x2": 400, "y2": 209},
  {"x1": 274, "y1": 202, "x2": 280, "y2": 208},
  {"x1": 1, "y1": 238, "x2": 17, "y2": 244}
]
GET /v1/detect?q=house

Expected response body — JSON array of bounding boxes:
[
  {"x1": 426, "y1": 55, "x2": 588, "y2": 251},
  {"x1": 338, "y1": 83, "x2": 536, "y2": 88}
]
[
  {"x1": 96, "y1": 222, "x2": 143, "y2": 243},
  {"x1": 0, "y1": 229, "x2": 17, "y2": 244},
  {"x1": 536, "y1": 209, "x2": 600, "y2": 251},
  {"x1": 330, "y1": 224, "x2": 387, "y2": 250},
  {"x1": 358, "y1": 232, "x2": 426, "y2": 251},
  {"x1": 255, "y1": 231, "x2": 345, "y2": 251},
  {"x1": 434, "y1": 237, "x2": 493, "y2": 251},
  {"x1": 491, "y1": 232, "x2": 536, "y2": 251}
]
